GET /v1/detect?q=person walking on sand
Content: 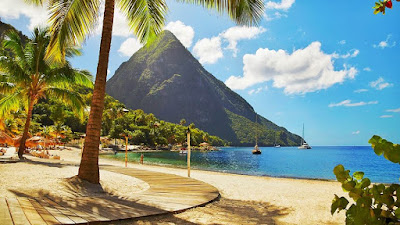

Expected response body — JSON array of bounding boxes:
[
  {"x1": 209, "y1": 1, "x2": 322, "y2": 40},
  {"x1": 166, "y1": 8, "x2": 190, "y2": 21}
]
[{"x1": 140, "y1": 154, "x2": 144, "y2": 165}]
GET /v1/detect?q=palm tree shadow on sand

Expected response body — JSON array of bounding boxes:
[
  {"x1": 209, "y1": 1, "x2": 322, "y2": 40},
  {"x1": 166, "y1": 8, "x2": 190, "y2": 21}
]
[{"x1": 114, "y1": 198, "x2": 289, "y2": 225}]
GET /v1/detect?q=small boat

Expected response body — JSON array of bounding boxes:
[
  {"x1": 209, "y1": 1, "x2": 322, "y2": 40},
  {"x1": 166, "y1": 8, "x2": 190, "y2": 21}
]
[
  {"x1": 252, "y1": 114, "x2": 262, "y2": 154},
  {"x1": 252, "y1": 144, "x2": 262, "y2": 154},
  {"x1": 179, "y1": 148, "x2": 187, "y2": 154},
  {"x1": 298, "y1": 124, "x2": 312, "y2": 149},
  {"x1": 274, "y1": 132, "x2": 281, "y2": 148}
]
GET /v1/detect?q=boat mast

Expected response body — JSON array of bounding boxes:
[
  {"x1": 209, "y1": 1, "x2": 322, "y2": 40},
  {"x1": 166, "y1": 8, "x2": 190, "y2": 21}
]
[
  {"x1": 302, "y1": 123, "x2": 304, "y2": 145},
  {"x1": 255, "y1": 114, "x2": 258, "y2": 146}
]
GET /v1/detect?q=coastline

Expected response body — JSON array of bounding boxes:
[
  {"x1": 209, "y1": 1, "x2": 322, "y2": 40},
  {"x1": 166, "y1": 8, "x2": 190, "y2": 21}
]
[
  {"x1": 102, "y1": 153, "x2": 337, "y2": 182},
  {"x1": 1, "y1": 147, "x2": 345, "y2": 224}
]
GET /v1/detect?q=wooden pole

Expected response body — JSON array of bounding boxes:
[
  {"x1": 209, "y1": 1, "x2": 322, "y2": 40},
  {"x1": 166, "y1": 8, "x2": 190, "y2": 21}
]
[
  {"x1": 187, "y1": 131, "x2": 191, "y2": 177},
  {"x1": 125, "y1": 136, "x2": 128, "y2": 167}
]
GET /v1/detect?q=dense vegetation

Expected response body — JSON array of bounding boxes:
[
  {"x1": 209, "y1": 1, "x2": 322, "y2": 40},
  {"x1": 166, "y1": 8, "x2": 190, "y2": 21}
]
[
  {"x1": 3, "y1": 87, "x2": 226, "y2": 147},
  {"x1": 226, "y1": 109, "x2": 301, "y2": 146},
  {"x1": 107, "y1": 30, "x2": 302, "y2": 146},
  {"x1": 332, "y1": 136, "x2": 400, "y2": 224}
]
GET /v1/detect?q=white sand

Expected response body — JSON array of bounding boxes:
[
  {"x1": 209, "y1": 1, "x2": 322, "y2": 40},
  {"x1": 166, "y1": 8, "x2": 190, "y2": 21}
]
[
  {"x1": 0, "y1": 148, "x2": 149, "y2": 199},
  {"x1": 0, "y1": 147, "x2": 346, "y2": 224}
]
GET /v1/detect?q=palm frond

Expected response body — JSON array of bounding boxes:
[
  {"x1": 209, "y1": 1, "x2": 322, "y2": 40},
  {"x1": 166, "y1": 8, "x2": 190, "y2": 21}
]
[
  {"x1": 119, "y1": 0, "x2": 168, "y2": 43},
  {"x1": 45, "y1": 87, "x2": 85, "y2": 119},
  {"x1": 45, "y1": 61, "x2": 93, "y2": 88},
  {"x1": 0, "y1": 82, "x2": 17, "y2": 95},
  {"x1": 177, "y1": 0, "x2": 264, "y2": 26},
  {"x1": 0, "y1": 91, "x2": 25, "y2": 119},
  {"x1": 0, "y1": 52, "x2": 30, "y2": 85},
  {"x1": 46, "y1": 0, "x2": 100, "y2": 63},
  {"x1": 1, "y1": 30, "x2": 26, "y2": 60},
  {"x1": 72, "y1": 69, "x2": 93, "y2": 88},
  {"x1": 24, "y1": 0, "x2": 45, "y2": 6}
]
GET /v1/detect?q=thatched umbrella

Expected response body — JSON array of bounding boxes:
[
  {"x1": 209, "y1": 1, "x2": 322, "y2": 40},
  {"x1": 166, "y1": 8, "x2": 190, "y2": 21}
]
[
  {"x1": 0, "y1": 131, "x2": 14, "y2": 146},
  {"x1": 199, "y1": 142, "x2": 210, "y2": 147}
]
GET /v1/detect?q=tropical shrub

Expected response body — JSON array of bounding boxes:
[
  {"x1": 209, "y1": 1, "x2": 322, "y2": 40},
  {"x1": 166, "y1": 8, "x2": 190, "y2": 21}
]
[{"x1": 332, "y1": 136, "x2": 400, "y2": 224}]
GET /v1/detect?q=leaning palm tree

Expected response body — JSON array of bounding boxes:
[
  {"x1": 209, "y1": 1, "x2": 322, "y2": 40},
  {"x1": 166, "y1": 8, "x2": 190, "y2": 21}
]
[
  {"x1": 28, "y1": 0, "x2": 264, "y2": 183},
  {"x1": 0, "y1": 28, "x2": 93, "y2": 158}
]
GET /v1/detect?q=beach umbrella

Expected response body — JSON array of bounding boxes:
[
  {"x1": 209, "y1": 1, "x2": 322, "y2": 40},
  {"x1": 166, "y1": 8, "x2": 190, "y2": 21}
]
[
  {"x1": 199, "y1": 142, "x2": 210, "y2": 147},
  {"x1": 0, "y1": 131, "x2": 14, "y2": 146},
  {"x1": 28, "y1": 136, "x2": 42, "y2": 142}
]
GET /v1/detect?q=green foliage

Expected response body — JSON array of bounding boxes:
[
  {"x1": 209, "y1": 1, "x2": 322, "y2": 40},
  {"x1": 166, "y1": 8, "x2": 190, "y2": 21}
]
[
  {"x1": 332, "y1": 136, "x2": 400, "y2": 225},
  {"x1": 107, "y1": 108, "x2": 226, "y2": 146},
  {"x1": 369, "y1": 135, "x2": 400, "y2": 164},
  {"x1": 225, "y1": 109, "x2": 301, "y2": 146}
]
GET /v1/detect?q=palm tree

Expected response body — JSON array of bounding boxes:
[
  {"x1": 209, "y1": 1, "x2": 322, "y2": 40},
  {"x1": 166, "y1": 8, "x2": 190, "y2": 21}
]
[
  {"x1": 29, "y1": 0, "x2": 264, "y2": 184},
  {"x1": 0, "y1": 28, "x2": 93, "y2": 158}
]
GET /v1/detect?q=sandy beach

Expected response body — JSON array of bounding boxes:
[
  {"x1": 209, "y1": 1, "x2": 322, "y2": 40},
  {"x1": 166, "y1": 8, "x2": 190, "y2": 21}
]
[{"x1": 0, "y1": 147, "x2": 345, "y2": 224}]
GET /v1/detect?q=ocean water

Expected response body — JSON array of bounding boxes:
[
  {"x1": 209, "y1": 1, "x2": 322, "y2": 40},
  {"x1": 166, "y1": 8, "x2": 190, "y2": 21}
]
[{"x1": 104, "y1": 146, "x2": 400, "y2": 183}]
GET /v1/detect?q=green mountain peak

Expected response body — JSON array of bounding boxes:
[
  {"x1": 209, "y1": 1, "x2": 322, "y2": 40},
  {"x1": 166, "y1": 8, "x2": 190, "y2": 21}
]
[{"x1": 106, "y1": 30, "x2": 301, "y2": 146}]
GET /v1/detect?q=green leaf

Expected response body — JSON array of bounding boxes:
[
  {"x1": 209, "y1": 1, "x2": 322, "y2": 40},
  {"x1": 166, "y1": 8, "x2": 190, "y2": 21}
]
[
  {"x1": 342, "y1": 181, "x2": 356, "y2": 192},
  {"x1": 381, "y1": 194, "x2": 394, "y2": 207},
  {"x1": 353, "y1": 171, "x2": 364, "y2": 180},
  {"x1": 356, "y1": 197, "x2": 372, "y2": 208},
  {"x1": 395, "y1": 208, "x2": 400, "y2": 219},
  {"x1": 331, "y1": 195, "x2": 349, "y2": 215},
  {"x1": 333, "y1": 164, "x2": 345, "y2": 175},
  {"x1": 360, "y1": 178, "x2": 371, "y2": 189}
]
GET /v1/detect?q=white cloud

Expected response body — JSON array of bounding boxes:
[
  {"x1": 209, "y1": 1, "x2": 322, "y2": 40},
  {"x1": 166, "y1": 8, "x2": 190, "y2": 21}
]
[
  {"x1": 387, "y1": 108, "x2": 400, "y2": 113},
  {"x1": 220, "y1": 26, "x2": 266, "y2": 57},
  {"x1": 354, "y1": 89, "x2": 368, "y2": 93},
  {"x1": 165, "y1": 21, "x2": 195, "y2": 48},
  {"x1": 332, "y1": 49, "x2": 359, "y2": 59},
  {"x1": 118, "y1": 37, "x2": 143, "y2": 57},
  {"x1": 373, "y1": 35, "x2": 396, "y2": 49},
  {"x1": 328, "y1": 100, "x2": 378, "y2": 107},
  {"x1": 248, "y1": 87, "x2": 265, "y2": 95},
  {"x1": 352, "y1": 131, "x2": 360, "y2": 135},
  {"x1": 193, "y1": 37, "x2": 223, "y2": 64},
  {"x1": 266, "y1": 0, "x2": 295, "y2": 10},
  {"x1": 363, "y1": 67, "x2": 371, "y2": 72},
  {"x1": 0, "y1": 0, "x2": 48, "y2": 30},
  {"x1": 380, "y1": 115, "x2": 393, "y2": 118},
  {"x1": 225, "y1": 42, "x2": 358, "y2": 94},
  {"x1": 369, "y1": 77, "x2": 393, "y2": 90},
  {"x1": 265, "y1": 12, "x2": 288, "y2": 21},
  {"x1": 339, "y1": 40, "x2": 346, "y2": 45}
]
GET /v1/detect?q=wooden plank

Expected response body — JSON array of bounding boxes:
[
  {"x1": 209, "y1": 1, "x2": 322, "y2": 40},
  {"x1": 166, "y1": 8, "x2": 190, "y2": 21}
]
[
  {"x1": 34, "y1": 198, "x2": 75, "y2": 225},
  {"x1": 45, "y1": 197, "x2": 107, "y2": 223},
  {"x1": 17, "y1": 197, "x2": 47, "y2": 225},
  {"x1": 67, "y1": 197, "x2": 122, "y2": 221},
  {"x1": 29, "y1": 199, "x2": 60, "y2": 225},
  {"x1": 6, "y1": 197, "x2": 30, "y2": 225},
  {"x1": 0, "y1": 198, "x2": 13, "y2": 225},
  {"x1": 42, "y1": 197, "x2": 87, "y2": 224}
]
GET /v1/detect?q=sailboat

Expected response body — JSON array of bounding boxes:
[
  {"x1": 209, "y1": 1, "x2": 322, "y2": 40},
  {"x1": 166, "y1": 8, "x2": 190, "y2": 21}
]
[
  {"x1": 274, "y1": 132, "x2": 281, "y2": 148},
  {"x1": 252, "y1": 114, "x2": 262, "y2": 154},
  {"x1": 298, "y1": 124, "x2": 312, "y2": 149}
]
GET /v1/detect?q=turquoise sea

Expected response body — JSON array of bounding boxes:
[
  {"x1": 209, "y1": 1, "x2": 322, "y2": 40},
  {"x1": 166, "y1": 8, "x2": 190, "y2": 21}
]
[{"x1": 104, "y1": 146, "x2": 400, "y2": 184}]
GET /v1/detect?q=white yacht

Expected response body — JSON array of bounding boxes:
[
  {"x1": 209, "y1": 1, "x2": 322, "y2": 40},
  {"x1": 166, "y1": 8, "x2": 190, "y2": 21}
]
[
  {"x1": 252, "y1": 114, "x2": 262, "y2": 154},
  {"x1": 298, "y1": 124, "x2": 312, "y2": 149}
]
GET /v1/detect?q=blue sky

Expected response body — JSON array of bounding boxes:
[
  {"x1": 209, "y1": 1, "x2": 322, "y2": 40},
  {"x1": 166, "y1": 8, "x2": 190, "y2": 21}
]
[{"x1": 1, "y1": 0, "x2": 399, "y2": 145}]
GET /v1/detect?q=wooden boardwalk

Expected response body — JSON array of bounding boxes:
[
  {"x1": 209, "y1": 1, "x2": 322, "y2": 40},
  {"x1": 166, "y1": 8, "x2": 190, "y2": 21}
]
[{"x1": 0, "y1": 165, "x2": 220, "y2": 224}]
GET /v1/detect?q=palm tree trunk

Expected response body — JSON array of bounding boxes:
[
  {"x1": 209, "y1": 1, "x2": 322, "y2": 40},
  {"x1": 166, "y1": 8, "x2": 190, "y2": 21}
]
[
  {"x1": 18, "y1": 98, "x2": 35, "y2": 159},
  {"x1": 78, "y1": 0, "x2": 115, "y2": 184}
]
